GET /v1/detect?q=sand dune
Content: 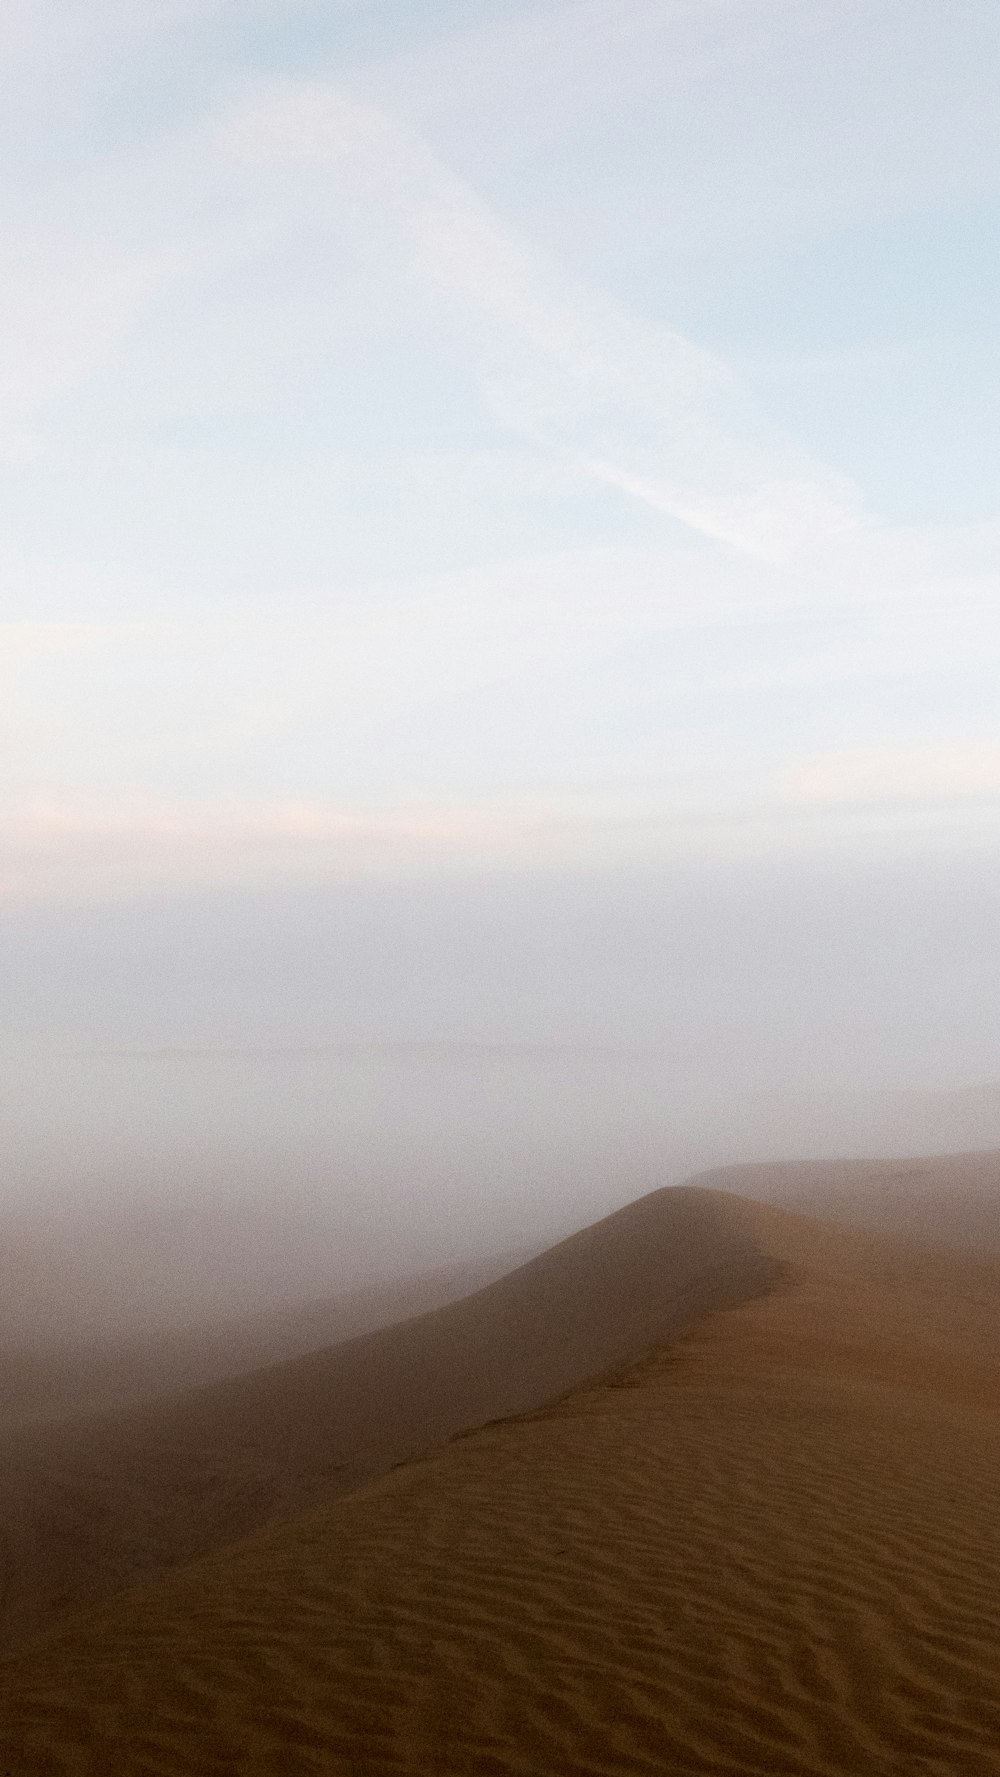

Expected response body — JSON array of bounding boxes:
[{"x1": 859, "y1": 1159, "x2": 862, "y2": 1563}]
[
  {"x1": 0, "y1": 1251, "x2": 528, "y2": 1430},
  {"x1": 0, "y1": 1185, "x2": 777, "y2": 1654},
  {"x1": 694, "y1": 1147, "x2": 1000, "y2": 1250},
  {"x1": 3, "y1": 1176, "x2": 1000, "y2": 1773}
]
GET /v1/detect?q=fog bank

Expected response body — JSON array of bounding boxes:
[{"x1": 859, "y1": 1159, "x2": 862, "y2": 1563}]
[
  {"x1": 4, "y1": 1043, "x2": 1000, "y2": 1351},
  {"x1": 3, "y1": 850, "x2": 999, "y2": 1349}
]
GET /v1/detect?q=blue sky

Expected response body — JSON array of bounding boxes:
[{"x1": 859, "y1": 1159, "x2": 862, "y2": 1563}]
[{"x1": 2, "y1": 0, "x2": 999, "y2": 917}]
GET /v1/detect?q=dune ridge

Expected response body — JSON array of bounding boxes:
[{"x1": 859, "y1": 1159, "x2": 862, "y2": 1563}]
[
  {"x1": 4, "y1": 1176, "x2": 1000, "y2": 1773},
  {"x1": 0, "y1": 1251, "x2": 530, "y2": 1430},
  {"x1": 0, "y1": 1184, "x2": 779, "y2": 1655}
]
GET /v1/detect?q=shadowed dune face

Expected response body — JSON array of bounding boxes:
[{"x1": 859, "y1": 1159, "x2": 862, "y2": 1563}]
[
  {"x1": 0, "y1": 1185, "x2": 781, "y2": 1654},
  {"x1": 3, "y1": 1184, "x2": 1000, "y2": 1774},
  {"x1": 693, "y1": 1148, "x2": 1000, "y2": 1251},
  {"x1": 0, "y1": 1252, "x2": 530, "y2": 1429}
]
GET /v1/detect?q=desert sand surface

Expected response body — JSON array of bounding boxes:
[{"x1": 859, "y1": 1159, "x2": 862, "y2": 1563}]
[
  {"x1": 696, "y1": 1147, "x2": 1000, "y2": 1251},
  {"x1": 3, "y1": 1178, "x2": 1000, "y2": 1773},
  {"x1": 0, "y1": 1185, "x2": 776, "y2": 1655}
]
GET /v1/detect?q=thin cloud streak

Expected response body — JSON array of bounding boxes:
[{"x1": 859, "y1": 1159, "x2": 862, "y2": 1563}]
[
  {"x1": 1, "y1": 22, "x2": 997, "y2": 914},
  {"x1": 0, "y1": 794, "x2": 669, "y2": 900},
  {"x1": 788, "y1": 746, "x2": 1000, "y2": 807},
  {"x1": 219, "y1": 81, "x2": 862, "y2": 560}
]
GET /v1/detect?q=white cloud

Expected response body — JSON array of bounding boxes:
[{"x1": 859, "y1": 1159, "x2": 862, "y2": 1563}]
[
  {"x1": 1, "y1": 21, "x2": 997, "y2": 913},
  {"x1": 218, "y1": 81, "x2": 862, "y2": 560}
]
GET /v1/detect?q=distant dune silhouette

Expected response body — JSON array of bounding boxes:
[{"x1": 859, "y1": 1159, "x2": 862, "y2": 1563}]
[{"x1": 695, "y1": 1146, "x2": 1000, "y2": 1249}]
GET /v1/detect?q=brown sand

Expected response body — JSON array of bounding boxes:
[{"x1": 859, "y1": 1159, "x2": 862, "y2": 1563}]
[
  {"x1": 0, "y1": 1185, "x2": 776, "y2": 1653},
  {"x1": 3, "y1": 1183, "x2": 1000, "y2": 1774}
]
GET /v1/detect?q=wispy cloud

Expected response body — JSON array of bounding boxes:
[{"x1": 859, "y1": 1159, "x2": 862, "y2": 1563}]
[
  {"x1": 787, "y1": 745, "x2": 1000, "y2": 808},
  {"x1": 218, "y1": 81, "x2": 861, "y2": 560},
  {"x1": 0, "y1": 794, "x2": 632, "y2": 901},
  {"x1": 2, "y1": 21, "x2": 998, "y2": 914}
]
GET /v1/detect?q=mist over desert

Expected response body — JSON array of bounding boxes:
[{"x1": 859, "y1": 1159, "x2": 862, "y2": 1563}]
[
  {"x1": 5, "y1": 1052, "x2": 1000, "y2": 1776},
  {"x1": 5, "y1": 1160, "x2": 1000, "y2": 1774},
  {"x1": 5, "y1": 0, "x2": 1000, "y2": 1772}
]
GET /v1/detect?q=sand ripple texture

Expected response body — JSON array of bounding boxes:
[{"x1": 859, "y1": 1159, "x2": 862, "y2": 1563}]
[{"x1": 3, "y1": 1194, "x2": 1000, "y2": 1775}]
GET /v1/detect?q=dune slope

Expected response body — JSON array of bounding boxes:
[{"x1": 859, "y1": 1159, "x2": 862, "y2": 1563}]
[
  {"x1": 0, "y1": 1251, "x2": 527, "y2": 1430},
  {"x1": 0, "y1": 1184, "x2": 777, "y2": 1654},
  {"x1": 3, "y1": 1188, "x2": 1000, "y2": 1773}
]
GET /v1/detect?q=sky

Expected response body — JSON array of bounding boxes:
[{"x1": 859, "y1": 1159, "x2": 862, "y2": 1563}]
[{"x1": 2, "y1": 0, "x2": 999, "y2": 1077}]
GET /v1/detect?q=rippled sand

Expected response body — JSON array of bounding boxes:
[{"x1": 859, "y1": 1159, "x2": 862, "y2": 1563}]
[{"x1": 3, "y1": 1186, "x2": 1000, "y2": 1774}]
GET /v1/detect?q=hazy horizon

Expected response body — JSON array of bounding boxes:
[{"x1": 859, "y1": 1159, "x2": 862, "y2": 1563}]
[
  {"x1": 3, "y1": 2, "x2": 998, "y2": 1355},
  {"x1": 5, "y1": 1036, "x2": 1000, "y2": 1355}
]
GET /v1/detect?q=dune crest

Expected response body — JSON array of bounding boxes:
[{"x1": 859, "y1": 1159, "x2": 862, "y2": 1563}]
[
  {"x1": 4, "y1": 1178, "x2": 1000, "y2": 1773},
  {"x1": 0, "y1": 1251, "x2": 529, "y2": 1430},
  {"x1": 0, "y1": 1185, "x2": 778, "y2": 1654}
]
